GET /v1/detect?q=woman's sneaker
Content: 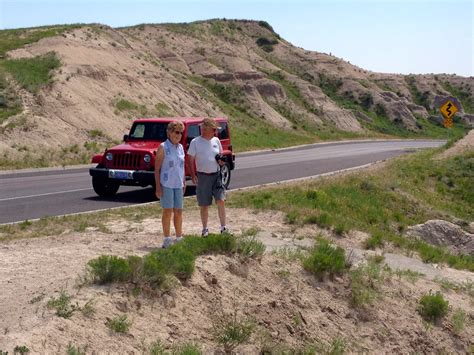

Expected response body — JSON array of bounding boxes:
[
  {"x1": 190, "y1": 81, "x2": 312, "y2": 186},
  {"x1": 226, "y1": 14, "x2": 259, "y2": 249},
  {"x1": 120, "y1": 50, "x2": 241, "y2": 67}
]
[
  {"x1": 220, "y1": 226, "x2": 230, "y2": 234},
  {"x1": 162, "y1": 236, "x2": 173, "y2": 248},
  {"x1": 174, "y1": 236, "x2": 183, "y2": 244},
  {"x1": 201, "y1": 228, "x2": 209, "y2": 237}
]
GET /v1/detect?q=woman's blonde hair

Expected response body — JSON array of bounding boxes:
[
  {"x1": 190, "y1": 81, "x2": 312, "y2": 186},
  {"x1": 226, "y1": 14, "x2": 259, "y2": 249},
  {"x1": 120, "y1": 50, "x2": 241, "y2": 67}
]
[{"x1": 166, "y1": 121, "x2": 185, "y2": 136}]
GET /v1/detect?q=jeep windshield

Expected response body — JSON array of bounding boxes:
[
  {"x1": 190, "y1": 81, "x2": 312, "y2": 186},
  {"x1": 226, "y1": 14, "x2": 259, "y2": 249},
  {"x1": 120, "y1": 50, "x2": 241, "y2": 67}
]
[{"x1": 128, "y1": 122, "x2": 169, "y2": 141}]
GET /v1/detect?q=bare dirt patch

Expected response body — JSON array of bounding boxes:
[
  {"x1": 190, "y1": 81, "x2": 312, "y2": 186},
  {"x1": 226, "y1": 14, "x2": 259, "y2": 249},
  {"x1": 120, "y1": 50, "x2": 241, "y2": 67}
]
[{"x1": 0, "y1": 207, "x2": 472, "y2": 353}]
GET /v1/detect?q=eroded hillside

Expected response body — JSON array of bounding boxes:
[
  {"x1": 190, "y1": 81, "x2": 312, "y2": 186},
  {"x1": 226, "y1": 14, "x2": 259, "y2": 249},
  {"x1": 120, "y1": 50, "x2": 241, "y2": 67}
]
[{"x1": 0, "y1": 20, "x2": 472, "y2": 168}]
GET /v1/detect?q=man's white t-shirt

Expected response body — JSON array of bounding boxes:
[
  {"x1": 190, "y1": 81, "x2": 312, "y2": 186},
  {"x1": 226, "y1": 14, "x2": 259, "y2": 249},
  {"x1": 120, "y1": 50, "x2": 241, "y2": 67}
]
[{"x1": 188, "y1": 136, "x2": 222, "y2": 174}]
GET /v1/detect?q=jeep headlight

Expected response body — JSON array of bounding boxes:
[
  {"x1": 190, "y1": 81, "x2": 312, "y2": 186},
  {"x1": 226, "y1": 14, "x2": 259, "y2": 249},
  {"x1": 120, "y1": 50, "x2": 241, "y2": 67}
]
[
  {"x1": 105, "y1": 152, "x2": 113, "y2": 161},
  {"x1": 144, "y1": 154, "x2": 151, "y2": 163}
]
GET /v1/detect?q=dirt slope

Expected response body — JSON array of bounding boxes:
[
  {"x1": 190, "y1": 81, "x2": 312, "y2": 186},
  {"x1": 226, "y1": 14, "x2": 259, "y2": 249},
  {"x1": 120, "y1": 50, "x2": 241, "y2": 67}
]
[{"x1": 0, "y1": 207, "x2": 472, "y2": 353}]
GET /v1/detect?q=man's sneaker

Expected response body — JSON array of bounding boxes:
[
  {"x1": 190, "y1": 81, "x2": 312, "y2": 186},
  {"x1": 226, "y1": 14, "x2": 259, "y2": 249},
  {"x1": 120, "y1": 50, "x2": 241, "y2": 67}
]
[
  {"x1": 162, "y1": 236, "x2": 173, "y2": 248},
  {"x1": 174, "y1": 236, "x2": 183, "y2": 244},
  {"x1": 220, "y1": 226, "x2": 230, "y2": 235},
  {"x1": 201, "y1": 228, "x2": 209, "y2": 237}
]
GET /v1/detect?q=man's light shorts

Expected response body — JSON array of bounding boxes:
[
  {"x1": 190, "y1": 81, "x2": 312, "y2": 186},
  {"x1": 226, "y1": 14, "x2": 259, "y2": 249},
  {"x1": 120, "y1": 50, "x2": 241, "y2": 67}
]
[
  {"x1": 160, "y1": 186, "x2": 184, "y2": 209},
  {"x1": 196, "y1": 172, "x2": 225, "y2": 206}
]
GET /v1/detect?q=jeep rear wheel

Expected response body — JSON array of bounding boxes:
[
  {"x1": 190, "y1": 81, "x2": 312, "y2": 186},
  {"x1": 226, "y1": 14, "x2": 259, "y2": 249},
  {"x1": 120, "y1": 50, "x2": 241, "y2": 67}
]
[
  {"x1": 220, "y1": 163, "x2": 231, "y2": 189},
  {"x1": 92, "y1": 177, "x2": 120, "y2": 197}
]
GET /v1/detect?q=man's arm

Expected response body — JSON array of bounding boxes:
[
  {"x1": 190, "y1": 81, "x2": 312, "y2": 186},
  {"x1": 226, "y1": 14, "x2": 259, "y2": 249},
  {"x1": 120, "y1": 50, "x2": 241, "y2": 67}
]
[
  {"x1": 154, "y1": 145, "x2": 164, "y2": 198},
  {"x1": 187, "y1": 155, "x2": 197, "y2": 185}
]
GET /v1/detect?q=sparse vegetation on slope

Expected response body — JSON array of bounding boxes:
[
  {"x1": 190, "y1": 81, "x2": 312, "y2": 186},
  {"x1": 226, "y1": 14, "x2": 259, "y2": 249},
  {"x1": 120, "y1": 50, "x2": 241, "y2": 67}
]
[{"x1": 229, "y1": 146, "x2": 474, "y2": 271}]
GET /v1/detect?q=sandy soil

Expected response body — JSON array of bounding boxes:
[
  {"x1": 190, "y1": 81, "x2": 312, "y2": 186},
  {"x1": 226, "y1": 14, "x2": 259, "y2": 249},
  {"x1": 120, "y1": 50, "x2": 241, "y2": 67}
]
[
  {"x1": 0, "y1": 207, "x2": 472, "y2": 353},
  {"x1": 437, "y1": 129, "x2": 474, "y2": 159}
]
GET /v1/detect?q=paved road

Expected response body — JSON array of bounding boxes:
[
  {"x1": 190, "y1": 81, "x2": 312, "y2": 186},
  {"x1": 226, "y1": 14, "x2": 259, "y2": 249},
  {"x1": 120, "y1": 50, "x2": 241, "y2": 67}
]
[{"x1": 0, "y1": 140, "x2": 444, "y2": 224}]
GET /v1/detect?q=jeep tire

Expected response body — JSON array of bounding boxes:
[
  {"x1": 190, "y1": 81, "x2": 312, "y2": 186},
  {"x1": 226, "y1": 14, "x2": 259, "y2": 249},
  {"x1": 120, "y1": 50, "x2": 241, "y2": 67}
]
[
  {"x1": 220, "y1": 162, "x2": 231, "y2": 189},
  {"x1": 92, "y1": 176, "x2": 120, "y2": 197}
]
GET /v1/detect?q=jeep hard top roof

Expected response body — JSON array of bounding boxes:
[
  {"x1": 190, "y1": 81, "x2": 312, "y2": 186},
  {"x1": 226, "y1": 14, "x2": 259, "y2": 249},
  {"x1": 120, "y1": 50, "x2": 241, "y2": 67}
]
[{"x1": 133, "y1": 117, "x2": 228, "y2": 124}]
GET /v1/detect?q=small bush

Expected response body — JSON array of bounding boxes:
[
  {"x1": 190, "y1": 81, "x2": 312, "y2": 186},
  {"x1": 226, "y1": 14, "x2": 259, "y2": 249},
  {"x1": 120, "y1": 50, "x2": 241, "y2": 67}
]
[
  {"x1": 66, "y1": 344, "x2": 86, "y2": 355},
  {"x1": 47, "y1": 289, "x2": 78, "y2": 318},
  {"x1": 235, "y1": 236, "x2": 266, "y2": 260},
  {"x1": 350, "y1": 262, "x2": 384, "y2": 308},
  {"x1": 13, "y1": 346, "x2": 30, "y2": 354},
  {"x1": 171, "y1": 342, "x2": 202, "y2": 355},
  {"x1": 417, "y1": 291, "x2": 449, "y2": 323},
  {"x1": 364, "y1": 231, "x2": 384, "y2": 250},
  {"x1": 213, "y1": 312, "x2": 254, "y2": 354},
  {"x1": 106, "y1": 314, "x2": 132, "y2": 333},
  {"x1": 303, "y1": 238, "x2": 347, "y2": 279},
  {"x1": 451, "y1": 308, "x2": 466, "y2": 334},
  {"x1": 149, "y1": 339, "x2": 166, "y2": 355},
  {"x1": 87, "y1": 255, "x2": 132, "y2": 284}
]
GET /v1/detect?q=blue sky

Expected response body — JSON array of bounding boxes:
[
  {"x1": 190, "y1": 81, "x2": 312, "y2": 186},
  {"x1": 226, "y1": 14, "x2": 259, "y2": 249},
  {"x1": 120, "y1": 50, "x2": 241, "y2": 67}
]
[{"x1": 0, "y1": 0, "x2": 472, "y2": 76}]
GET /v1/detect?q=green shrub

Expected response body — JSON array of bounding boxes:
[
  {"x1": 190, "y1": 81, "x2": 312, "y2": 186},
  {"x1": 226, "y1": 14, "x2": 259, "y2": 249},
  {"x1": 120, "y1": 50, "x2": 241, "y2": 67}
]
[
  {"x1": 106, "y1": 314, "x2": 132, "y2": 333},
  {"x1": 46, "y1": 289, "x2": 78, "y2": 318},
  {"x1": 87, "y1": 255, "x2": 132, "y2": 284},
  {"x1": 213, "y1": 312, "x2": 254, "y2": 354},
  {"x1": 417, "y1": 291, "x2": 449, "y2": 323},
  {"x1": 364, "y1": 231, "x2": 385, "y2": 250},
  {"x1": 451, "y1": 308, "x2": 466, "y2": 334},
  {"x1": 149, "y1": 339, "x2": 166, "y2": 355},
  {"x1": 303, "y1": 238, "x2": 347, "y2": 279},
  {"x1": 13, "y1": 345, "x2": 29, "y2": 354},
  {"x1": 172, "y1": 342, "x2": 202, "y2": 355},
  {"x1": 235, "y1": 236, "x2": 266, "y2": 260},
  {"x1": 350, "y1": 262, "x2": 384, "y2": 308}
]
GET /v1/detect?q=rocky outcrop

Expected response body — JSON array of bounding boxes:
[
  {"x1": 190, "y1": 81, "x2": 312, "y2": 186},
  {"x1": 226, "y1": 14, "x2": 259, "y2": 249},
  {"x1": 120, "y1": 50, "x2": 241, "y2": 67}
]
[{"x1": 406, "y1": 220, "x2": 474, "y2": 256}]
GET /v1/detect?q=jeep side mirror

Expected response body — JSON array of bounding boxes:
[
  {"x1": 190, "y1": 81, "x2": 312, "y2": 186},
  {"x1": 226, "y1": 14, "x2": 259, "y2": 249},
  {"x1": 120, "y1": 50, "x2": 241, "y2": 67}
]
[{"x1": 123, "y1": 134, "x2": 129, "y2": 142}]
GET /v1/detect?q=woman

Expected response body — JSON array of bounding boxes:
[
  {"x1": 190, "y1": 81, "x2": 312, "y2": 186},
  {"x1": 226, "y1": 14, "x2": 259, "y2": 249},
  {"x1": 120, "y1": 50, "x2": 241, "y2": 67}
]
[{"x1": 154, "y1": 121, "x2": 186, "y2": 248}]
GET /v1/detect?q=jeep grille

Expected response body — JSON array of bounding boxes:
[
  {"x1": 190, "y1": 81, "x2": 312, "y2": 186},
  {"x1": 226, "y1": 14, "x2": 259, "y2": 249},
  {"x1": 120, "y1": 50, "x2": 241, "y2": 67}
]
[{"x1": 112, "y1": 152, "x2": 142, "y2": 169}]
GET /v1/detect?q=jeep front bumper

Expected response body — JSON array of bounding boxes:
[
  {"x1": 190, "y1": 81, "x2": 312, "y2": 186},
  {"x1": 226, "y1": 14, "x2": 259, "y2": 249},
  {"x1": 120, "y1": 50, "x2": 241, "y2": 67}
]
[{"x1": 89, "y1": 168, "x2": 155, "y2": 187}]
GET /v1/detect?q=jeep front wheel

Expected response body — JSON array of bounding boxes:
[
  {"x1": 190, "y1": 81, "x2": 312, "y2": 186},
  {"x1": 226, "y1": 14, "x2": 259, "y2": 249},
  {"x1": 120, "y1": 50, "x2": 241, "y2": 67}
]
[
  {"x1": 92, "y1": 177, "x2": 120, "y2": 197},
  {"x1": 220, "y1": 163, "x2": 231, "y2": 189}
]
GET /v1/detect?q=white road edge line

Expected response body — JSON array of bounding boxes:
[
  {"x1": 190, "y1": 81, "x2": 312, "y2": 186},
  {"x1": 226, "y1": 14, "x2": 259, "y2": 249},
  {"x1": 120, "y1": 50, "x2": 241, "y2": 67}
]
[
  {"x1": 0, "y1": 188, "x2": 93, "y2": 202},
  {"x1": 0, "y1": 160, "x2": 382, "y2": 226}
]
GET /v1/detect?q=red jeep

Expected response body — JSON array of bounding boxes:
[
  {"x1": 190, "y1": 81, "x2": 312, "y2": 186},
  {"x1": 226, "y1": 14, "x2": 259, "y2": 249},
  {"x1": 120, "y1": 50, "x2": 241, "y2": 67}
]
[{"x1": 89, "y1": 117, "x2": 235, "y2": 197}]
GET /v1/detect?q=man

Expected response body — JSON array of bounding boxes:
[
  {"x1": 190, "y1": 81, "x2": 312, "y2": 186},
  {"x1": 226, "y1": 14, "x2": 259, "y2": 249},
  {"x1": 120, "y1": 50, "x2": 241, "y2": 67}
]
[{"x1": 187, "y1": 118, "x2": 228, "y2": 237}]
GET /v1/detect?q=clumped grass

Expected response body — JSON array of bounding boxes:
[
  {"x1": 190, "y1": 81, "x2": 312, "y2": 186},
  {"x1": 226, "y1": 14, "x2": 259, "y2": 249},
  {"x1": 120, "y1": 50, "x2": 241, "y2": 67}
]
[
  {"x1": 171, "y1": 342, "x2": 202, "y2": 355},
  {"x1": 350, "y1": 261, "x2": 387, "y2": 308},
  {"x1": 80, "y1": 299, "x2": 96, "y2": 317},
  {"x1": 13, "y1": 346, "x2": 30, "y2": 354},
  {"x1": 451, "y1": 308, "x2": 466, "y2": 334},
  {"x1": 2, "y1": 52, "x2": 60, "y2": 93},
  {"x1": 235, "y1": 236, "x2": 265, "y2": 260},
  {"x1": 392, "y1": 269, "x2": 424, "y2": 284},
  {"x1": 364, "y1": 231, "x2": 385, "y2": 250},
  {"x1": 417, "y1": 291, "x2": 449, "y2": 323},
  {"x1": 87, "y1": 255, "x2": 133, "y2": 284},
  {"x1": 212, "y1": 311, "x2": 255, "y2": 354},
  {"x1": 66, "y1": 344, "x2": 87, "y2": 355},
  {"x1": 115, "y1": 98, "x2": 148, "y2": 116},
  {"x1": 148, "y1": 339, "x2": 166, "y2": 354},
  {"x1": 303, "y1": 238, "x2": 347, "y2": 280},
  {"x1": 106, "y1": 314, "x2": 132, "y2": 333},
  {"x1": 87, "y1": 234, "x2": 262, "y2": 291},
  {"x1": 46, "y1": 289, "x2": 78, "y2": 318}
]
